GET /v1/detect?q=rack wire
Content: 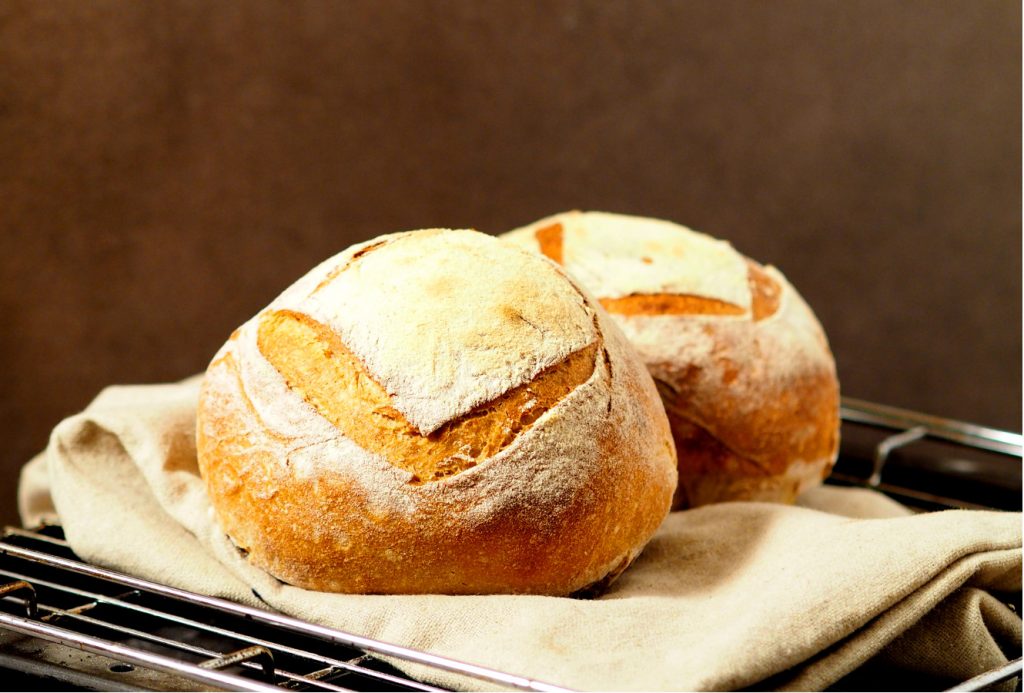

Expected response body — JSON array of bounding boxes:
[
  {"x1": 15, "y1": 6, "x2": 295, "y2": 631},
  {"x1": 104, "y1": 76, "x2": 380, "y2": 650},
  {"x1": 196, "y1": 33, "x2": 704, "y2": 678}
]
[
  {"x1": 0, "y1": 527, "x2": 569, "y2": 691},
  {"x1": 833, "y1": 398, "x2": 1022, "y2": 513},
  {"x1": 1, "y1": 397, "x2": 1021, "y2": 691}
]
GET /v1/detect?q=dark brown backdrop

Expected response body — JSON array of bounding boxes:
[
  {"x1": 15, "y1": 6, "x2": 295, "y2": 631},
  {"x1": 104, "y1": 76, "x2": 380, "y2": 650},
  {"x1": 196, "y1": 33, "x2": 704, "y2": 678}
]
[{"x1": 1, "y1": 1, "x2": 1020, "y2": 527}]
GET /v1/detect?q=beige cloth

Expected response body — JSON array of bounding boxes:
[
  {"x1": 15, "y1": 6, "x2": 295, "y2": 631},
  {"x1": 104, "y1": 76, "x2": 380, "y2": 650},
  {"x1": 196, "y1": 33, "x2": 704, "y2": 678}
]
[{"x1": 17, "y1": 377, "x2": 1022, "y2": 691}]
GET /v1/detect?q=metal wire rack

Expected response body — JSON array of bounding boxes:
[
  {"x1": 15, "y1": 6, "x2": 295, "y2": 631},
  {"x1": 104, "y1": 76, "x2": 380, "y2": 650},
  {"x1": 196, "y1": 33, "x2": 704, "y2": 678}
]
[
  {"x1": 1, "y1": 397, "x2": 1021, "y2": 692},
  {"x1": 0, "y1": 525, "x2": 571, "y2": 692}
]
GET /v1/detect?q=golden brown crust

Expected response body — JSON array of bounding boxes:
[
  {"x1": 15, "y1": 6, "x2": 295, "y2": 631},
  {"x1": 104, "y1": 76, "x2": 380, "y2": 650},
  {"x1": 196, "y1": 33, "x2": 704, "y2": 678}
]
[
  {"x1": 196, "y1": 229, "x2": 677, "y2": 595},
  {"x1": 256, "y1": 309, "x2": 599, "y2": 483},
  {"x1": 658, "y1": 380, "x2": 838, "y2": 508},
  {"x1": 535, "y1": 222, "x2": 564, "y2": 265},
  {"x1": 599, "y1": 293, "x2": 745, "y2": 316},
  {"x1": 652, "y1": 336, "x2": 839, "y2": 478},
  {"x1": 641, "y1": 296, "x2": 839, "y2": 511}
]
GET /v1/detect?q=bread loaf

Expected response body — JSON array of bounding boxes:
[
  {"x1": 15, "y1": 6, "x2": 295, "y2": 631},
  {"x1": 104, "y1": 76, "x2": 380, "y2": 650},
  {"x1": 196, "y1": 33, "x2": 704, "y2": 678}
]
[
  {"x1": 196, "y1": 228, "x2": 677, "y2": 595},
  {"x1": 503, "y1": 212, "x2": 839, "y2": 510}
]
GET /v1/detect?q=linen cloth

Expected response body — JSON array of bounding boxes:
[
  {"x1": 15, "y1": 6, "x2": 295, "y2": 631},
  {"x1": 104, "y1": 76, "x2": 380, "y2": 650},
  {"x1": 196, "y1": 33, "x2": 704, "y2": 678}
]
[{"x1": 17, "y1": 377, "x2": 1022, "y2": 691}]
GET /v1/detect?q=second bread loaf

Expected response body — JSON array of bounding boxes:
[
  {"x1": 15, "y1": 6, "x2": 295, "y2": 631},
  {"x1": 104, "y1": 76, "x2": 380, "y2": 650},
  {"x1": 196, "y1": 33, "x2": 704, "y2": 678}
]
[{"x1": 504, "y1": 211, "x2": 840, "y2": 510}]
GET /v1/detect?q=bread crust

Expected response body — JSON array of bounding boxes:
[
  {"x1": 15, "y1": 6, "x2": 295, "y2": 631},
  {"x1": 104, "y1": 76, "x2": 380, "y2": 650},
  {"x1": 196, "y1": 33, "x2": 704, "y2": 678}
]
[
  {"x1": 503, "y1": 212, "x2": 840, "y2": 510},
  {"x1": 196, "y1": 229, "x2": 677, "y2": 594}
]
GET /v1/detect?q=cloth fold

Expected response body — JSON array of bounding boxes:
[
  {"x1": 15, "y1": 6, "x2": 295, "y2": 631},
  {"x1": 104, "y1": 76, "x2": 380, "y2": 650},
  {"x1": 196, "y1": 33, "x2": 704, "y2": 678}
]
[{"x1": 17, "y1": 377, "x2": 1022, "y2": 691}]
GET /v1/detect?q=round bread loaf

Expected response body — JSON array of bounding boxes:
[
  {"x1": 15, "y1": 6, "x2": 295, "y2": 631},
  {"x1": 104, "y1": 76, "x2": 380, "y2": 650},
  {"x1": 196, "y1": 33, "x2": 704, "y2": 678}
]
[
  {"x1": 196, "y1": 228, "x2": 677, "y2": 595},
  {"x1": 503, "y1": 211, "x2": 840, "y2": 510}
]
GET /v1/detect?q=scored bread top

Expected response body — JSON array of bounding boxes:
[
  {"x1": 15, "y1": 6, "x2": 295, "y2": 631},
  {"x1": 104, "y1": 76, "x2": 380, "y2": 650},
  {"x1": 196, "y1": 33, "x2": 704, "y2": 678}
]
[
  {"x1": 265, "y1": 229, "x2": 598, "y2": 436},
  {"x1": 506, "y1": 211, "x2": 753, "y2": 310}
]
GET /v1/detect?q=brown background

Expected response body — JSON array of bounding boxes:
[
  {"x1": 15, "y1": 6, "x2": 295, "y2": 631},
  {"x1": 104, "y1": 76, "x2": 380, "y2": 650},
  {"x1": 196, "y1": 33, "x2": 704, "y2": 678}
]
[{"x1": 1, "y1": 1, "x2": 1020, "y2": 527}]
